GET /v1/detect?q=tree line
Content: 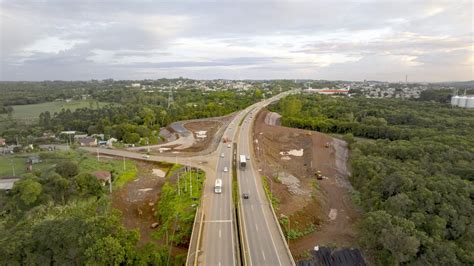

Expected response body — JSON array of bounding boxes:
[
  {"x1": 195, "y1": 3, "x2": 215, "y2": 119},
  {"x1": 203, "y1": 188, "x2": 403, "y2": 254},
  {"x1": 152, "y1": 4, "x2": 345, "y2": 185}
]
[
  {"x1": 270, "y1": 94, "x2": 474, "y2": 264},
  {"x1": 1, "y1": 86, "x2": 277, "y2": 145}
]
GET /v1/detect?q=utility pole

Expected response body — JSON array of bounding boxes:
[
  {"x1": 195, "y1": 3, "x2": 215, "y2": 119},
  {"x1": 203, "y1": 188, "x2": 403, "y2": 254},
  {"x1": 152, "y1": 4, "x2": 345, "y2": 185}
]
[
  {"x1": 190, "y1": 169, "x2": 193, "y2": 198},
  {"x1": 123, "y1": 156, "x2": 126, "y2": 170},
  {"x1": 96, "y1": 148, "x2": 100, "y2": 161},
  {"x1": 178, "y1": 172, "x2": 181, "y2": 196}
]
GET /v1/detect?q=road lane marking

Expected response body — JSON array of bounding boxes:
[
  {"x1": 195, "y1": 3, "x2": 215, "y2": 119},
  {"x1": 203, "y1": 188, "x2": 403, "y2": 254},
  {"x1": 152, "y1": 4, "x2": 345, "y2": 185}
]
[
  {"x1": 261, "y1": 250, "x2": 266, "y2": 261},
  {"x1": 244, "y1": 116, "x2": 284, "y2": 266},
  {"x1": 204, "y1": 219, "x2": 232, "y2": 223},
  {"x1": 255, "y1": 223, "x2": 259, "y2": 232},
  {"x1": 219, "y1": 229, "x2": 222, "y2": 238},
  {"x1": 251, "y1": 205, "x2": 254, "y2": 211}
]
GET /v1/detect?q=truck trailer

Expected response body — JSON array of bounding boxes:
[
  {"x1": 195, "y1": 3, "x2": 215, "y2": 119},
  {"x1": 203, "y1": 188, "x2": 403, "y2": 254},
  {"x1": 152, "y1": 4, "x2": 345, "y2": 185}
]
[
  {"x1": 239, "y1": 155, "x2": 247, "y2": 168},
  {"x1": 214, "y1": 178, "x2": 222, "y2": 194}
]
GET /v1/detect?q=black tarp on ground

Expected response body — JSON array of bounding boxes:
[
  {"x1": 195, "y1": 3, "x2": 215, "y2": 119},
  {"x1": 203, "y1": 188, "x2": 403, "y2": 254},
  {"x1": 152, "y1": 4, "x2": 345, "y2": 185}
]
[{"x1": 298, "y1": 247, "x2": 366, "y2": 266}]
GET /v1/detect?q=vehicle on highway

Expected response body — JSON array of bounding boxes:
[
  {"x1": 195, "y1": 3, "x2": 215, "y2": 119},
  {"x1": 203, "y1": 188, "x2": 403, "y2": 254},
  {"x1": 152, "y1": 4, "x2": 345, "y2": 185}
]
[
  {"x1": 223, "y1": 166, "x2": 228, "y2": 172},
  {"x1": 214, "y1": 178, "x2": 222, "y2": 194},
  {"x1": 239, "y1": 155, "x2": 247, "y2": 168},
  {"x1": 246, "y1": 155, "x2": 250, "y2": 160},
  {"x1": 242, "y1": 193, "x2": 249, "y2": 199},
  {"x1": 220, "y1": 152, "x2": 225, "y2": 158},
  {"x1": 142, "y1": 154, "x2": 150, "y2": 159},
  {"x1": 227, "y1": 144, "x2": 231, "y2": 148}
]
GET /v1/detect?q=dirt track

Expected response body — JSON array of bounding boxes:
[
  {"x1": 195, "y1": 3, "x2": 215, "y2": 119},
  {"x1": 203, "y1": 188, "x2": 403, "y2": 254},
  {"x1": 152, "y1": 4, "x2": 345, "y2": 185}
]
[{"x1": 253, "y1": 109, "x2": 360, "y2": 259}]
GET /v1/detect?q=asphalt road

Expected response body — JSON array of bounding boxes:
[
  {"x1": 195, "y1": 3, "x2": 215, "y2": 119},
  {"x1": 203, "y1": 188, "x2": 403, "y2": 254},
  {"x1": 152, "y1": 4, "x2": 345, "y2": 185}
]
[
  {"x1": 238, "y1": 95, "x2": 295, "y2": 266},
  {"x1": 80, "y1": 91, "x2": 296, "y2": 266},
  {"x1": 201, "y1": 112, "x2": 242, "y2": 266}
]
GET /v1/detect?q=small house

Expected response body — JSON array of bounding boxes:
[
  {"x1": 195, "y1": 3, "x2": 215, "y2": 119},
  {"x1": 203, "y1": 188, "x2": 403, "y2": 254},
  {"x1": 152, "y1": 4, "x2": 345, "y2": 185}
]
[
  {"x1": 77, "y1": 137, "x2": 97, "y2": 146},
  {"x1": 0, "y1": 178, "x2": 20, "y2": 190},
  {"x1": 106, "y1": 138, "x2": 117, "y2": 147},
  {"x1": 92, "y1": 171, "x2": 112, "y2": 185}
]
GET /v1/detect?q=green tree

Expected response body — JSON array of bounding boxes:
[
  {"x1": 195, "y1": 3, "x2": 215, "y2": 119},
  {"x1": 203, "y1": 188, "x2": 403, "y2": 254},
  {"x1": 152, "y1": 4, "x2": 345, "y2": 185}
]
[
  {"x1": 12, "y1": 177, "x2": 43, "y2": 206},
  {"x1": 123, "y1": 132, "x2": 140, "y2": 144},
  {"x1": 74, "y1": 173, "x2": 104, "y2": 197},
  {"x1": 44, "y1": 172, "x2": 71, "y2": 204},
  {"x1": 55, "y1": 161, "x2": 79, "y2": 179}
]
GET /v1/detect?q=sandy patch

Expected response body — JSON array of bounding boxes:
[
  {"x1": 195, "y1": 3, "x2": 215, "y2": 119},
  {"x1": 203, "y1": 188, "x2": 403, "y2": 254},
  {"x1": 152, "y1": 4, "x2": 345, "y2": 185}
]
[
  {"x1": 152, "y1": 169, "x2": 166, "y2": 178},
  {"x1": 328, "y1": 209, "x2": 338, "y2": 220},
  {"x1": 280, "y1": 149, "x2": 304, "y2": 157}
]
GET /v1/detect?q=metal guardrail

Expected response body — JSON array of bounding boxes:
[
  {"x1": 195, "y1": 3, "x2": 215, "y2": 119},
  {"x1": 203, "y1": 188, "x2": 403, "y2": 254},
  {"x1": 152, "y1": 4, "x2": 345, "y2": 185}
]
[
  {"x1": 194, "y1": 210, "x2": 205, "y2": 266},
  {"x1": 186, "y1": 205, "x2": 202, "y2": 265}
]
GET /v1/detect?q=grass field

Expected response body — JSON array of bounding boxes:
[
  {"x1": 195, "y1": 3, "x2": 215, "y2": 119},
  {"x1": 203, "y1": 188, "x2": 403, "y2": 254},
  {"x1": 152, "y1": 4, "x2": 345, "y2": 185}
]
[
  {"x1": 0, "y1": 150, "x2": 137, "y2": 188},
  {"x1": 0, "y1": 154, "x2": 58, "y2": 177},
  {"x1": 0, "y1": 100, "x2": 111, "y2": 122}
]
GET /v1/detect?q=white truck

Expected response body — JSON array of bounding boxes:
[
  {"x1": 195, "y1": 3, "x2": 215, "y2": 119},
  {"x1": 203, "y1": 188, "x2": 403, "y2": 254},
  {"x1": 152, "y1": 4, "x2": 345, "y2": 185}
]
[
  {"x1": 214, "y1": 178, "x2": 222, "y2": 194},
  {"x1": 239, "y1": 155, "x2": 247, "y2": 168}
]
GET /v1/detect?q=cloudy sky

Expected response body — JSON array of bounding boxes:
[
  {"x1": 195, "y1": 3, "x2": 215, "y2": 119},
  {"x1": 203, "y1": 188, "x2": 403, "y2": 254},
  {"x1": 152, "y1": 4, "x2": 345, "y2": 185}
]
[{"x1": 1, "y1": 0, "x2": 473, "y2": 81}]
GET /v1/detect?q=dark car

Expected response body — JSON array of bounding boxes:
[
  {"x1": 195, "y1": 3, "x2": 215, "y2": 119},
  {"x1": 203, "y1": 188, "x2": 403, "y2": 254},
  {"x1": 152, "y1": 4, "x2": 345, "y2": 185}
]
[{"x1": 243, "y1": 193, "x2": 249, "y2": 199}]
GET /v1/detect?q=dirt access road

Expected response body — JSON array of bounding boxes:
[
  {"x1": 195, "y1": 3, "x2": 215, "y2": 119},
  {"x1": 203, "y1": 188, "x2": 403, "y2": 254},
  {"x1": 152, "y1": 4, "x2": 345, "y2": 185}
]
[{"x1": 252, "y1": 109, "x2": 361, "y2": 259}]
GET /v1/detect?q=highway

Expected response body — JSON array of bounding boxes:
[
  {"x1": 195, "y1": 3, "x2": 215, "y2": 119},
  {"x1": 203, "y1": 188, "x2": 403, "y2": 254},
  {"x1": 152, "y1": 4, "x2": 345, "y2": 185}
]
[
  {"x1": 238, "y1": 95, "x2": 295, "y2": 266},
  {"x1": 80, "y1": 91, "x2": 296, "y2": 266},
  {"x1": 200, "y1": 111, "x2": 242, "y2": 266}
]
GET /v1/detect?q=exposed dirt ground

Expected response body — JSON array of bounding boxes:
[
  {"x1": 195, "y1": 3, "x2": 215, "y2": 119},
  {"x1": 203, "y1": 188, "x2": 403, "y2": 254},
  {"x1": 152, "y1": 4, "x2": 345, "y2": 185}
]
[
  {"x1": 252, "y1": 109, "x2": 361, "y2": 259},
  {"x1": 137, "y1": 114, "x2": 234, "y2": 155},
  {"x1": 112, "y1": 160, "x2": 190, "y2": 257},
  {"x1": 181, "y1": 120, "x2": 221, "y2": 152},
  {"x1": 112, "y1": 160, "x2": 170, "y2": 246}
]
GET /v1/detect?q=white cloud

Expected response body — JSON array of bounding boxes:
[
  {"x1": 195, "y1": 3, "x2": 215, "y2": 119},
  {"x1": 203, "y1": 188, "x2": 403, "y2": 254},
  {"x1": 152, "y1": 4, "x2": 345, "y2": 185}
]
[
  {"x1": 25, "y1": 37, "x2": 87, "y2": 54},
  {"x1": 1, "y1": 0, "x2": 472, "y2": 81}
]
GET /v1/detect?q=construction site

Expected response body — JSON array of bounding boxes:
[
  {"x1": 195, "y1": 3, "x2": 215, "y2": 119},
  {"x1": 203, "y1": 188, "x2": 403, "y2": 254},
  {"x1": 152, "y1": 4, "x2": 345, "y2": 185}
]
[
  {"x1": 252, "y1": 109, "x2": 361, "y2": 259},
  {"x1": 113, "y1": 106, "x2": 363, "y2": 262},
  {"x1": 128, "y1": 114, "x2": 234, "y2": 155}
]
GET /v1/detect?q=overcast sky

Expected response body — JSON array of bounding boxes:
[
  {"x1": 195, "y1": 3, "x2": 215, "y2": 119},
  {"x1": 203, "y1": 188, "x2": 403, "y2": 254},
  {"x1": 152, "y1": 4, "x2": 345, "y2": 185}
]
[{"x1": 1, "y1": 0, "x2": 473, "y2": 82}]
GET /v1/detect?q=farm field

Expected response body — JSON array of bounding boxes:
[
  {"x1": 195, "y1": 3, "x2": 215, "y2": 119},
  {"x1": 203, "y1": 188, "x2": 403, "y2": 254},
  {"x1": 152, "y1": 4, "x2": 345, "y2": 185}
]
[{"x1": 0, "y1": 100, "x2": 112, "y2": 122}]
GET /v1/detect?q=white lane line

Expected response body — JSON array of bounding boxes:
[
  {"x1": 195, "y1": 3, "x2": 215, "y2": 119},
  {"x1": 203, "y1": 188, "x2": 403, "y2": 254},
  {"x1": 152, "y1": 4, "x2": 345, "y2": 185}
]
[
  {"x1": 219, "y1": 262, "x2": 221, "y2": 266},
  {"x1": 245, "y1": 120, "x2": 283, "y2": 266},
  {"x1": 261, "y1": 250, "x2": 266, "y2": 261},
  {"x1": 204, "y1": 219, "x2": 232, "y2": 223},
  {"x1": 255, "y1": 223, "x2": 259, "y2": 232},
  {"x1": 219, "y1": 229, "x2": 222, "y2": 238},
  {"x1": 251, "y1": 205, "x2": 254, "y2": 211}
]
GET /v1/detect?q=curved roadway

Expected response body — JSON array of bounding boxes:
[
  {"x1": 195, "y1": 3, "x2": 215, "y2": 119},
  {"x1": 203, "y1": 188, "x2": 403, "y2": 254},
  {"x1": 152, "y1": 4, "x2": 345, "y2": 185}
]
[{"x1": 81, "y1": 90, "x2": 296, "y2": 266}]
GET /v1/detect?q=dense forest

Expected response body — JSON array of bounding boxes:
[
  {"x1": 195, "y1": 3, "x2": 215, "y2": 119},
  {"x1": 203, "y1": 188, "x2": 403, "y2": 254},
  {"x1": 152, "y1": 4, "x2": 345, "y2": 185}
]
[{"x1": 270, "y1": 94, "x2": 474, "y2": 265}]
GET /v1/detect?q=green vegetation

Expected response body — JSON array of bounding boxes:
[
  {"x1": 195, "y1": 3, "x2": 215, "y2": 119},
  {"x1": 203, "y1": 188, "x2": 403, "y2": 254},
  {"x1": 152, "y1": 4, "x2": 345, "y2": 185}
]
[
  {"x1": 1, "y1": 79, "x2": 292, "y2": 146},
  {"x1": 271, "y1": 94, "x2": 474, "y2": 265},
  {"x1": 154, "y1": 168, "x2": 205, "y2": 246},
  {"x1": 261, "y1": 175, "x2": 280, "y2": 209},
  {"x1": 279, "y1": 216, "x2": 316, "y2": 240},
  {"x1": 0, "y1": 199, "x2": 170, "y2": 265},
  {"x1": 0, "y1": 100, "x2": 110, "y2": 122},
  {"x1": 0, "y1": 149, "x2": 191, "y2": 265}
]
